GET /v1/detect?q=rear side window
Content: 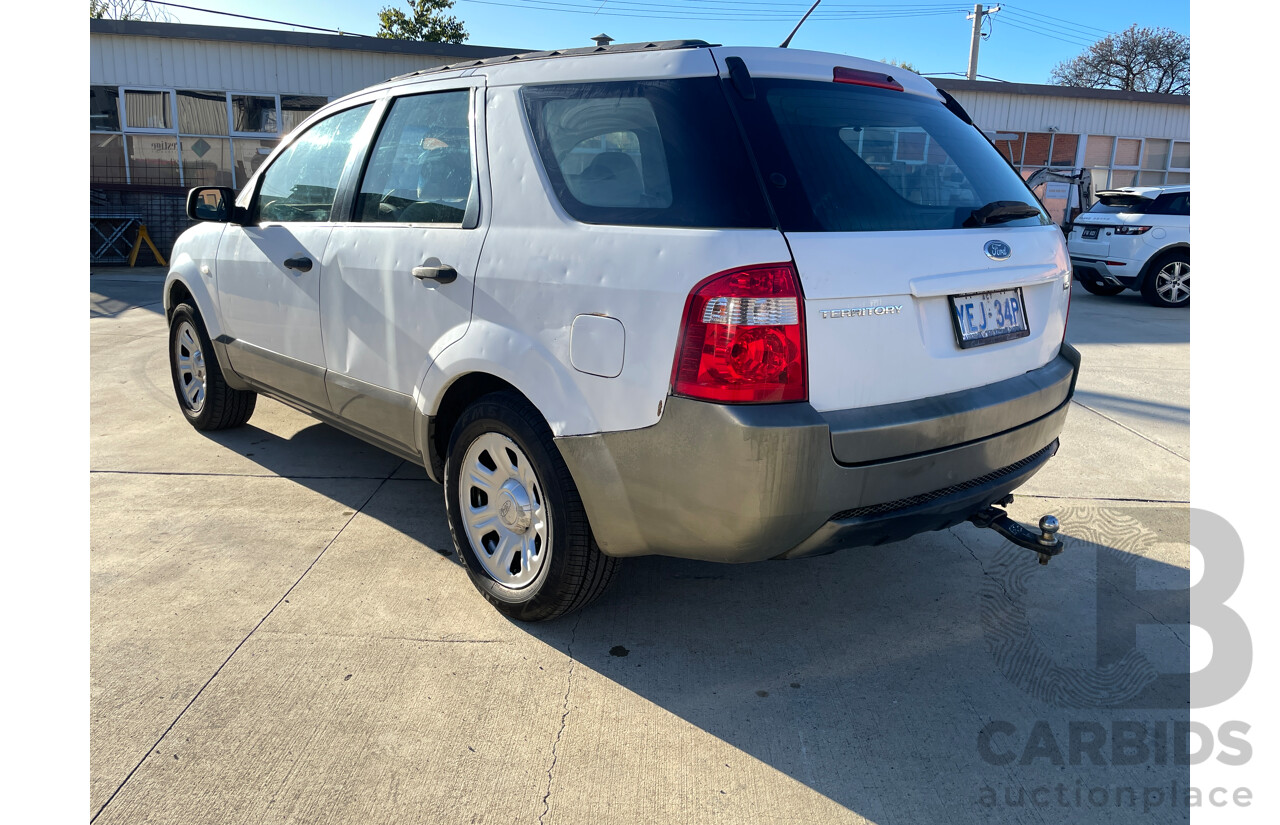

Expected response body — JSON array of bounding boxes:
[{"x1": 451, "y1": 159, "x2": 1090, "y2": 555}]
[
  {"x1": 522, "y1": 79, "x2": 771, "y2": 228},
  {"x1": 730, "y1": 79, "x2": 1049, "y2": 232},
  {"x1": 357, "y1": 90, "x2": 474, "y2": 224},
  {"x1": 1149, "y1": 192, "x2": 1190, "y2": 216}
]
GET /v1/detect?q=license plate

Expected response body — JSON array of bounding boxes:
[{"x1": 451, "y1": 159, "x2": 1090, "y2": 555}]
[
  {"x1": 949, "y1": 288, "x2": 1030, "y2": 349},
  {"x1": 1082, "y1": 227, "x2": 1099, "y2": 239}
]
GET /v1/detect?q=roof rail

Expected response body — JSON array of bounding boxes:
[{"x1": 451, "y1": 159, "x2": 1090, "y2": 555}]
[{"x1": 389, "y1": 39, "x2": 718, "y2": 81}]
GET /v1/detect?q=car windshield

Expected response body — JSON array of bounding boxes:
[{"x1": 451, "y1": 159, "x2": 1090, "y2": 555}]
[{"x1": 728, "y1": 77, "x2": 1050, "y2": 232}]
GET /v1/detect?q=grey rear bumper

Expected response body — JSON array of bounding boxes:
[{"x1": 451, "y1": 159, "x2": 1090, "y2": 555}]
[{"x1": 555, "y1": 344, "x2": 1079, "y2": 563}]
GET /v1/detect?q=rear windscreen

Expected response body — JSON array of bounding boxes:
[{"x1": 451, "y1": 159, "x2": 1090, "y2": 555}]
[
  {"x1": 730, "y1": 78, "x2": 1050, "y2": 232},
  {"x1": 521, "y1": 79, "x2": 772, "y2": 228},
  {"x1": 1089, "y1": 196, "x2": 1153, "y2": 215}
]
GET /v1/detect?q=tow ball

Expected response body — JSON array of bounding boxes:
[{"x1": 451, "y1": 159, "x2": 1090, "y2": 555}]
[{"x1": 967, "y1": 496, "x2": 1063, "y2": 565}]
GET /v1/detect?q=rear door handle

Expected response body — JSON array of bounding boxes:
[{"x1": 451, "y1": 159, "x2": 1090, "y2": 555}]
[
  {"x1": 283, "y1": 256, "x2": 313, "y2": 273},
  {"x1": 412, "y1": 264, "x2": 457, "y2": 284}
]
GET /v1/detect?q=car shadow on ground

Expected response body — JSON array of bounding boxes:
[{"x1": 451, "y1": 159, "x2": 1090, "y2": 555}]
[
  {"x1": 210, "y1": 420, "x2": 1192, "y2": 823},
  {"x1": 91, "y1": 272, "x2": 166, "y2": 318}
]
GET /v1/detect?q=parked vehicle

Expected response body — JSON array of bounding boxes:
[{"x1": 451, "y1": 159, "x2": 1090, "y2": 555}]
[
  {"x1": 1067, "y1": 186, "x2": 1190, "y2": 307},
  {"x1": 165, "y1": 41, "x2": 1079, "y2": 621}
]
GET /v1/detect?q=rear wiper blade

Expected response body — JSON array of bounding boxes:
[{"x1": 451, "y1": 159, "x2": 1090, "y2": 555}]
[{"x1": 964, "y1": 201, "x2": 1042, "y2": 227}]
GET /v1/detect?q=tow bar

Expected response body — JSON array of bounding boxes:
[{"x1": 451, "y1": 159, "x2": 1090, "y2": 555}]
[{"x1": 967, "y1": 495, "x2": 1063, "y2": 565}]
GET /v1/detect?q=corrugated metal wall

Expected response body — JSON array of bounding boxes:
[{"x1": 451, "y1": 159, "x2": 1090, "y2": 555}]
[
  {"x1": 947, "y1": 90, "x2": 1189, "y2": 140},
  {"x1": 89, "y1": 34, "x2": 454, "y2": 98}
]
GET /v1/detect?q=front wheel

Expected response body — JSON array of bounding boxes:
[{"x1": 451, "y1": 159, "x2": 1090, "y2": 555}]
[
  {"x1": 168, "y1": 303, "x2": 256, "y2": 430},
  {"x1": 443, "y1": 391, "x2": 619, "y2": 622},
  {"x1": 1141, "y1": 251, "x2": 1190, "y2": 308}
]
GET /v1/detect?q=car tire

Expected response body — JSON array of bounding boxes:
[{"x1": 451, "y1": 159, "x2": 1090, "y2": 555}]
[
  {"x1": 1141, "y1": 251, "x2": 1190, "y2": 308},
  {"x1": 444, "y1": 391, "x2": 620, "y2": 622},
  {"x1": 1078, "y1": 278, "x2": 1125, "y2": 297},
  {"x1": 168, "y1": 303, "x2": 257, "y2": 430}
]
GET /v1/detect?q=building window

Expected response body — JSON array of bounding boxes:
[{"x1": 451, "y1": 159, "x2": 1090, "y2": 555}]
[
  {"x1": 123, "y1": 89, "x2": 173, "y2": 131},
  {"x1": 90, "y1": 133, "x2": 127, "y2": 184},
  {"x1": 90, "y1": 86, "x2": 328, "y2": 189},
  {"x1": 232, "y1": 95, "x2": 279, "y2": 134},
  {"x1": 281, "y1": 96, "x2": 327, "y2": 134},
  {"x1": 176, "y1": 90, "x2": 230, "y2": 136}
]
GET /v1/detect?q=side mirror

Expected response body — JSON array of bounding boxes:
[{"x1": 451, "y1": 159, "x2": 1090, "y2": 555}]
[{"x1": 186, "y1": 187, "x2": 242, "y2": 223}]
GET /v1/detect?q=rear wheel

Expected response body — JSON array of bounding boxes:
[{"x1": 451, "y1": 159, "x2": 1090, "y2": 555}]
[
  {"x1": 443, "y1": 391, "x2": 619, "y2": 622},
  {"x1": 168, "y1": 303, "x2": 256, "y2": 430},
  {"x1": 1141, "y1": 251, "x2": 1190, "y2": 308}
]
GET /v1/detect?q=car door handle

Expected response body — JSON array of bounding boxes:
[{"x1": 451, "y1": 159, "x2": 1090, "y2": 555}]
[
  {"x1": 283, "y1": 256, "x2": 313, "y2": 273},
  {"x1": 412, "y1": 264, "x2": 457, "y2": 284}
]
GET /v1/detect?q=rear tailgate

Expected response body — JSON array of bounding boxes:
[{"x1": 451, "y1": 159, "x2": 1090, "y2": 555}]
[
  {"x1": 713, "y1": 47, "x2": 1071, "y2": 412},
  {"x1": 792, "y1": 228, "x2": 1069, "y2": 411}
]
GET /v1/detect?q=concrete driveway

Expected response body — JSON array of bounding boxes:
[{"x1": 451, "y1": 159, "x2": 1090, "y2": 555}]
[{"x1": 91, "y1": 272, "x2": 1189, "y2": 825}]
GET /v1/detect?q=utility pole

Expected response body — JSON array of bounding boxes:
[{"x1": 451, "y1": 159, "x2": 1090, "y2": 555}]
[{"x1": 966, "y1": 4, "x2": 1001, "y2": 81}]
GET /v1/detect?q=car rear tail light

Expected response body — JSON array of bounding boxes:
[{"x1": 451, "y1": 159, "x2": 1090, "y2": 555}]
[
  {"x1": 833, "y1": 66, "x2": 904, "y2": 91},
  {"x1": 1113, "y1": 225, "x2": 1152, "y2": 235},
  {"x1": 673, "y1": 264, "x2": 807, "y2": 404}
]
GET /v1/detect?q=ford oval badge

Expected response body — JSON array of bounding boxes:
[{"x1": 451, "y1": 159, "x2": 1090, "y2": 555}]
[{"x1": 985, "y1": 240, "x2": 1012, "y2": 261}]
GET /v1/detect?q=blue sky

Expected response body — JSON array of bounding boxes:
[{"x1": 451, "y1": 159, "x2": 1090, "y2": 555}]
[{"x1": 151, "y1": 0, "x2": 1190, "y2": 85}]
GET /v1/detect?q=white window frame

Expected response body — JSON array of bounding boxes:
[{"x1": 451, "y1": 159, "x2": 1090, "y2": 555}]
[
  {"x1": 1107, "y1": 136, "x2": 1145, "y2": 189},
  {"x1": 891, "y1": 130, "x2": 929, "y2": 165},
  {"x1": 118, "y1": 86, "x2": 182, "y2": 186},
  {"x1": 93, "y1": 86, "x2": 329, "y2": 189}
]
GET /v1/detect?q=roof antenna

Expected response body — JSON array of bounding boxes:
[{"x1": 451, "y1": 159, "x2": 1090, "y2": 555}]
[{"x1": 780, "y1": 0, "x2": 822, "y2": 48}]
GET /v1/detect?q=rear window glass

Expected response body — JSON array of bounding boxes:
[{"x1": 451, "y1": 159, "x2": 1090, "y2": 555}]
[
  {"x1": 1089, "y1": 195, "x2": 1153, "y2": 215},
  {"x1": 522, "y1": 79, "x2": 771, "y2": 228},
  {"x1": 730, "y1": 78, "x2": 1049, "y2": 232}
]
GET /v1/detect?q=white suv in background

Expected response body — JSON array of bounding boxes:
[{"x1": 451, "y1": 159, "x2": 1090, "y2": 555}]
[
  {"x1": 1067, "y1": 186, "x2": 1190, "y2": 307},
  {"x1": 164, "y1": 41, "x2": 1079, "y2": 621}
]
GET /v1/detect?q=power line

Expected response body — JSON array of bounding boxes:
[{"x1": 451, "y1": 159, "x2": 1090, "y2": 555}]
[
  {"x1": 1000, "y1": 3, "x2": 1112, "y2": 36},
  {"x1": 457, "y1": 0, "x2": 968, "y2": 21},
  {"x1": 140, "y1": 1, "x2": 375, "y2": 36},
  {"x1": 1001, "y1": 10, "x2": 1106, "y2": 42},
  {"x1": 997, "y1": 17, "x2": 1095, "y2": 49}
]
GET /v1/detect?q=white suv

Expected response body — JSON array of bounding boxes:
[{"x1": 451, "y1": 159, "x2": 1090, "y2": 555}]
[
  {"x1": 1067, "y1": 186, "x2": 1190, "y2": 307},
  {"x1": 165, "y1": 41, "x2": 1079, "y2": 621}
]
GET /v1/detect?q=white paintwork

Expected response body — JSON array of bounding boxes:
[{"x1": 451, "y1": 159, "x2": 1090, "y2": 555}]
[
  {"x1": 163, "y1": 222, "x2": 226, "y2": 335},
  {"x1": 169, "y1": 43, "x2": 1073, "y2": 460},
  {"x1": 321, "y1": 80, "x2": 488, "y2": 406},
  {"x1": 790, "y1": 226, "x2": 1070, "y2": 412},
  {"x1": 416, "y1": 81, "x2": 792, "y2": 438},
  {"x1": 1067, "y1": 185, "x2": 1190, "y2": 274},
  {"x1": 570, "y1": 315, "x2": 626, "y2": 378},
  {"x1": 709, "y1": 46, "x2": 943, "y2": 101}
]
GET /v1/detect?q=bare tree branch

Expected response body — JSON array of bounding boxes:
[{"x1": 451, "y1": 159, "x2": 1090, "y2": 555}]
[{"x1": 1050, "y1": 24, "x2": 1189, "y2": 95}]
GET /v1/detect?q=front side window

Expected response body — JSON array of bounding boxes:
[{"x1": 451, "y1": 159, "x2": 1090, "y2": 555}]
[
  {"x1": 732, "y1": 79, "x2": 1049, "y2": 232},
  {"x1": 356, "y1": 91, "x2": 473, "y2": 224},
  {"x1": 254, "y1": 104, "x2": 372, "y2": 223},
  {"x1": 522, "y1": 79, "x2": 771, "y2": 228}
]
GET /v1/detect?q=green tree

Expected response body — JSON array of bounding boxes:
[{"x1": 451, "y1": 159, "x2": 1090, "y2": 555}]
[
  {"x1": 880, "y1": 58, "x2": 919, "y2": 73},
  {"x1": 1051, "y1": 24, "x2": 1189, "y2": 94},
  {"x1": 377, "y1": 0, "x2": 467, "y2": 43}
]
